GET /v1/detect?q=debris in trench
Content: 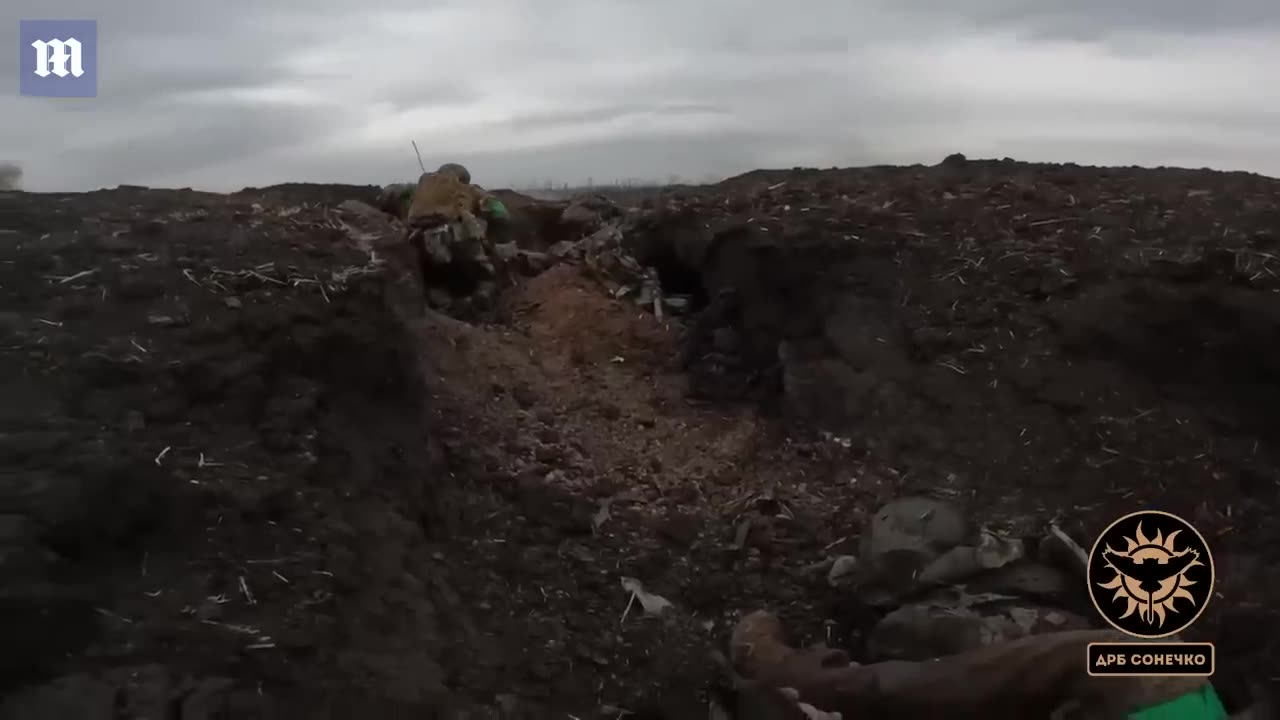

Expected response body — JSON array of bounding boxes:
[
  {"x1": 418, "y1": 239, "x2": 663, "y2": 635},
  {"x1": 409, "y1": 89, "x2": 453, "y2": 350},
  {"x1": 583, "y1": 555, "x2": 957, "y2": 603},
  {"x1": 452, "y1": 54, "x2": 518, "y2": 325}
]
[
  {"x1": 620, "y1": 577, "x2": 675, "y2": 621},
  {"x1": 827, "y1": 556, "x2": 858, "y2": 587},
  {"x1": 591, "y1": 499, "x2": 613, "y2": 535},
  {"x1": 1041, "y1": 524, "x2": 1090, "y2": 576},
  {"x1": 975, "y1": 528, "x2": 1024, "y2": 569}
]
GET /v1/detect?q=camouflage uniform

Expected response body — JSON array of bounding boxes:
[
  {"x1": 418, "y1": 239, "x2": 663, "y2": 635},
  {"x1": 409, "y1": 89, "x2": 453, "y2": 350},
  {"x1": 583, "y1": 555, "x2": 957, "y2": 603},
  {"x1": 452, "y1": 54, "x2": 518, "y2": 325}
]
[
  {"x1": 405, "y1": 164, "x2": 496, "y2": 277},
  {"x1": 396, "y1": 163, "x2": 514, "y2": 307}
]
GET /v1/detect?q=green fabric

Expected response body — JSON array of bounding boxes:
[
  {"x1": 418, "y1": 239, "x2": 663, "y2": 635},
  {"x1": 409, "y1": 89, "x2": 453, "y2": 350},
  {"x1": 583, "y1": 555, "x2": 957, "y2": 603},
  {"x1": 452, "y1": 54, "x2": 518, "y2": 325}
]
[
  {"x1": 1128, "y1": 685, "x2": 1227, "y2": 720},
  {"x1": 483, "y1": 196, "x2": 509, "y2": 221}
]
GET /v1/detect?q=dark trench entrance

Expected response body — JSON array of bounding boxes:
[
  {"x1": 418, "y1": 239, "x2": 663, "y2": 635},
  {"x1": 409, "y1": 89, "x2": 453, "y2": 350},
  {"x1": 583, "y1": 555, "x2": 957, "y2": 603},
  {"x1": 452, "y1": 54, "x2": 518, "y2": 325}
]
[{"x1": 648, "y1": 241, "x2": 709, "y2": 312}]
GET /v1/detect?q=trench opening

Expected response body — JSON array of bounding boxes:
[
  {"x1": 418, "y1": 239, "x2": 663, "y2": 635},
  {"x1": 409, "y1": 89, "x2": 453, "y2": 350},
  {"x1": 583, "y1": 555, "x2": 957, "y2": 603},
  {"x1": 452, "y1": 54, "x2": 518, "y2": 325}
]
[{"x1": 650, "y1": 242, "x2": 709, "y2": 311}]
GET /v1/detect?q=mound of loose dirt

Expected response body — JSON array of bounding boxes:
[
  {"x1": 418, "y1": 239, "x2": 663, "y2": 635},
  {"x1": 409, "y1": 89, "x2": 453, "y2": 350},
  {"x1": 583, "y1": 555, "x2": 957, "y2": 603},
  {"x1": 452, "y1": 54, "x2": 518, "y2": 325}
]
[{"x1": 1, "y1": 160, "x2": 1278, "y2": 718}]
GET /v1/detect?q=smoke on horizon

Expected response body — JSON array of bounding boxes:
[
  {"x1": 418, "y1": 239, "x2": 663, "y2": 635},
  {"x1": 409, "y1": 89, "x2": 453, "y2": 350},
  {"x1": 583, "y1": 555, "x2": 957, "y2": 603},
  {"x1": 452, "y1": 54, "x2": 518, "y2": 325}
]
[{"x1": 0, "y1": 163, "x2": 22, "y2": 190}]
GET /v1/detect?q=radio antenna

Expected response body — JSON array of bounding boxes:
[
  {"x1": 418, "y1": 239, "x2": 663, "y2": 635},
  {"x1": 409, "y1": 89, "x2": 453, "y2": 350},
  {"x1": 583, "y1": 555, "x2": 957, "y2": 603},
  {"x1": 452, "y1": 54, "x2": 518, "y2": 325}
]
[{"x1": 411, "y1": 140, "x2": 426, "y2": 173}]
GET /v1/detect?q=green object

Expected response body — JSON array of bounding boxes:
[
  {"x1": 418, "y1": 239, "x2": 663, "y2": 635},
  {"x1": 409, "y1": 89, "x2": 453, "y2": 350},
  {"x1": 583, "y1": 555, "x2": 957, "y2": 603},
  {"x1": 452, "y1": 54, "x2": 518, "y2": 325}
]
[
  {"x1": 483, "y1": 196, "x2": 509, "y2": 222},
  {"x1": 1128, "y1": 685, "x2": 1228, "y2": 720}
]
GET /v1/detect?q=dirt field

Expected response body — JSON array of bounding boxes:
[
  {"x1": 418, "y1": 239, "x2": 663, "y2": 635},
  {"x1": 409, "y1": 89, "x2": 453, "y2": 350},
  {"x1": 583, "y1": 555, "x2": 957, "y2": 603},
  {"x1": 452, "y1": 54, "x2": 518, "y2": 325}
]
[{"x1": 0, "y1": 160, "x2": 1277, "y2": 718}]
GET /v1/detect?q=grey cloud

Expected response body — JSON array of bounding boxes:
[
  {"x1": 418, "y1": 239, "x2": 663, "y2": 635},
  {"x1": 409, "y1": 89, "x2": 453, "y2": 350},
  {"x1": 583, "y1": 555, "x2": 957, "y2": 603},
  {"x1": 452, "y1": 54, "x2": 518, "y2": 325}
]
[
  {"x1": 214, "y1": 129, "x2": 804, "y2": 192},
  {"x1": 95, "y1": 66, "x2": 272, "y2": 110},
  {"x1": 466, "y1": 130, "x2": 827, "y2": 188},
  {"x1": 379, "y1": 84, "x2": 479, "y2": 114},
  {"x1": 887, "y1": 0, "x2": 1280, "y2": 37},
  {"x1": 502, "y1": 104, "x2": 731, "y2": 131},
  {"x1": 4, "y1": 96, "x2": 351, "y2": 190},
  {"x1": 475, "y1": 132, "x2": 786, "y2": 188},
  {"x1": 3, "y1": 0, "x2": 1280, "y2": 190},
  {"x1": 77, "y1": 106, "x2": 347, "y2": 188}
]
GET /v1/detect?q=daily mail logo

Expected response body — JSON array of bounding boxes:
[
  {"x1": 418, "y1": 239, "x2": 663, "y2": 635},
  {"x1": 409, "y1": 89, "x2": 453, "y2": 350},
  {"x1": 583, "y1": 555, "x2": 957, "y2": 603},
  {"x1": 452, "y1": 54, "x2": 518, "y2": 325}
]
[{"x1": 20, "y1": 20, "x2": 98, "y2": 97}]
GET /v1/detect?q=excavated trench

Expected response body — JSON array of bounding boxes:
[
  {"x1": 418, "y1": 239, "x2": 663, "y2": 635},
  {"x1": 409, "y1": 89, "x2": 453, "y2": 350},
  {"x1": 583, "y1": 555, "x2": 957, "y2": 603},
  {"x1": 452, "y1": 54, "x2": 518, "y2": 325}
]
[
  {"x1": 0, "y1": 186, "x2": 798, "y2": 718},
  {"x1": 4, "y1": 172, "x2": 1280, "y2": 716}
]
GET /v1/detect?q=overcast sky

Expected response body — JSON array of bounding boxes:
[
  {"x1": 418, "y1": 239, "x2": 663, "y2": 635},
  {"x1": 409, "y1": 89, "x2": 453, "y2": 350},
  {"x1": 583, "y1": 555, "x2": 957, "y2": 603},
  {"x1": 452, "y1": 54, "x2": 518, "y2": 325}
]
[{"x1": 4, "y1": 0, "x2": 1280, "y2": 192}]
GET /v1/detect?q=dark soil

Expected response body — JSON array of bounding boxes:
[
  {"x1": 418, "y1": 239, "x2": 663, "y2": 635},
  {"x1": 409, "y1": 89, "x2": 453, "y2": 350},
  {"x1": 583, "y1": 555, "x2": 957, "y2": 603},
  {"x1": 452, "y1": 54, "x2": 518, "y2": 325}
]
[
  {"x1": 645, "y1": 160, "x2": 1280, "y2": 694},
  {"x1": 0, "y1": 159, "x2": 1277, "y2": 719}
]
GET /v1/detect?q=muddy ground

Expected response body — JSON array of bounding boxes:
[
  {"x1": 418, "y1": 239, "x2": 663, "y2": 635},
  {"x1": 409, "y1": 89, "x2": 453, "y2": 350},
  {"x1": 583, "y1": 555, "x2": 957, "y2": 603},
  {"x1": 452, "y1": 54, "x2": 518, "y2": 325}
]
[{"x1": 0, "y1": 159, "x2": 1277, "y2": 718}]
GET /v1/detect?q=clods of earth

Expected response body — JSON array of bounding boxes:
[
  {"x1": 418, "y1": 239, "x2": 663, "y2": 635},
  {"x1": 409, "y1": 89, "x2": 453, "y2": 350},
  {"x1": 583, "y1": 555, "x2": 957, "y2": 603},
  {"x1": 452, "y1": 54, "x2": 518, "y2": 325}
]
[{"x1": 1, "y1": 157, "x2": 1278, "y2": 718}]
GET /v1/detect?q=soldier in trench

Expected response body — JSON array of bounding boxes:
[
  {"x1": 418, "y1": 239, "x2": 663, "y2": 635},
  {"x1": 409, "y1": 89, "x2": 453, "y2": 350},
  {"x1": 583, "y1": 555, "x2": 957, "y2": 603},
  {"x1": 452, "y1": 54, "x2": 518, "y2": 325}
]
[
  {"x1": 400, "y1": 162, "x2": 510, "y2": 301},
  {"x1": 730, "y1": 610, "x2": 1231, "y2": 720}
]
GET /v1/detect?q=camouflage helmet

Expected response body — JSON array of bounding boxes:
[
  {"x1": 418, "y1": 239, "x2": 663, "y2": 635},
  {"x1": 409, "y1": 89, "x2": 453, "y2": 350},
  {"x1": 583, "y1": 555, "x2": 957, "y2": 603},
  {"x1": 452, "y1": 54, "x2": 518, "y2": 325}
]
[{"x1": 437, "y1": 162, "x2": 471, "y2": 184}]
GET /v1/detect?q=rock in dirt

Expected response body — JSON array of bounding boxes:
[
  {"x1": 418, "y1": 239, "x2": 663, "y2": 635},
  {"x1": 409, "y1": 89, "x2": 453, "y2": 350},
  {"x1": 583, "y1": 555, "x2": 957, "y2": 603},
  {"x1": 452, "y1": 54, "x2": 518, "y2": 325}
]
[
  {"x1": 827, "y1": 555, "x2": 858, "y2": 587},
  {"x1": 915, "y1": 528, "x2": 1025, "y2": 585},
  {"x1": 858, "y1": 497, "x2": 967, "y2": 584},
  {"x1": 966, "y1": 562, "x2": 1074, "y2": 601},
  {"x1": 852, "y1": 497, "x2": 1046, "y2": 605},
  {"x1": 866, "y1": 592, "x2": 1089, "y2": 662}
]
